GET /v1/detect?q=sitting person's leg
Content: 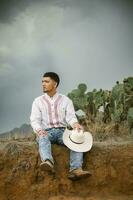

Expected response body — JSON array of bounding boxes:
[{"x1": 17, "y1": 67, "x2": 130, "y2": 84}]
[
  {"x1": 69, "y1": 151, "x2": 91, "y2": 179},
  {"x1": 38, "y1": 134, "x2": 53, "y2": 162},
  {"x1": 37, "y1": 129, "x2": 57, "y2": 172},
  {"x1": 69, "y1": 151, "x2": 83, "y2": 171},
  {"x1": 56, "y1": 128, "x2": 91, "y2": 178}
]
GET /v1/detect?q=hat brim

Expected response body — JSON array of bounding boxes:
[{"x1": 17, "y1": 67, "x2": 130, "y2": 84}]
[{"x1": 63, "y1": 129, "x2": 93, "y2": 152}]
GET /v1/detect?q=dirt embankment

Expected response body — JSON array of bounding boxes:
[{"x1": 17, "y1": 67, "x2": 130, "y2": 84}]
[{"x1": 0, "y1": 140, "x2": 133, "y2": 200}]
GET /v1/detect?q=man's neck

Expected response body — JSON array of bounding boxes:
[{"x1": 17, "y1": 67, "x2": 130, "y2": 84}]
[{"x1": 46, "y1": 90, "x2": 57, "y2": 97}]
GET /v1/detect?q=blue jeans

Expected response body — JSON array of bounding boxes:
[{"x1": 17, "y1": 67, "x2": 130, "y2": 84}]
[{"x1": 37, "y1": 128, "x2": 83, "y2": 171}]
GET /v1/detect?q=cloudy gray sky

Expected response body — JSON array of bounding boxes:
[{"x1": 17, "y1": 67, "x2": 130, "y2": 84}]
[{"x1": 0, "y1": 0, "x2": 133, "y2": 133}]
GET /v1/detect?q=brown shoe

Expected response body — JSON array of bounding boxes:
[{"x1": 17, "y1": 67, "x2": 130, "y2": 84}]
[
  {"x1": 68, "y1": 168, "x2": 92, "y2": 180},
  {"x1": 40, "y1": 159, "x2": 55, "y2": 173}
]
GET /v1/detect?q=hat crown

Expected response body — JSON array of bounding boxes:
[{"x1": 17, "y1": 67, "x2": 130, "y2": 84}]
[
  {"x1": 63, "y1": 128, "x2": 93, "y2": 152},
  {"x1": 70, "y1": 129, "x2": 84, "y2": 144}
]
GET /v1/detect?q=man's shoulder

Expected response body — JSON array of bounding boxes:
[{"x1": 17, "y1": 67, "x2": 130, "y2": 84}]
[
  {"x1": 59, "y1": 94, "x2": 71, "y2": 102},
  {"x1": 33, "y1": 95, "x2": 44, "y2": 102}
]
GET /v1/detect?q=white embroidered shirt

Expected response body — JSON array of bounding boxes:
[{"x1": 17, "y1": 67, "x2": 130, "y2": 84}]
[{"x1": 30, "y1": 93, "x2": 78, "y2": 134}]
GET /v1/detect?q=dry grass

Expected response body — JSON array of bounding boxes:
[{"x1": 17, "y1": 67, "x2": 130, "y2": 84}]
[{"x1": 80, "y1": 119, "x2": 131, "y2": 141}]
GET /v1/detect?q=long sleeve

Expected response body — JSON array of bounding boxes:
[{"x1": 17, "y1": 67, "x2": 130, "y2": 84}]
[
  {"x1": 30, "y1": 99, "x2": 43, "y2": 134},
  {"x1": 65, "y1": 99, "x2": 78, "y2": 127}
]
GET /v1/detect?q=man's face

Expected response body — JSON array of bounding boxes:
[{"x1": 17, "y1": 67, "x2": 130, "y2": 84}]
[{"x1": 42, "y1": 77, "x2": 57, "y2": 93}]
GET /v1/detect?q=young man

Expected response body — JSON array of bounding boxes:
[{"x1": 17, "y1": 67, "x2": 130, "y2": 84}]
[{"x1": 30, "y1": 72, "x2": 91, "y2": 179}]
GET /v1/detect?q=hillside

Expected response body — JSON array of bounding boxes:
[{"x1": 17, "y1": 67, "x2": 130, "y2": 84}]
[
  {"x1": 0, "y1": 124, "x2": 33, "y2": 141},
  {"x1": 0, "y1": 138, "x2": 133, "y2": 200},
  {"x1": 0, "y1": 122, "x2": 133, "y2": 200}
]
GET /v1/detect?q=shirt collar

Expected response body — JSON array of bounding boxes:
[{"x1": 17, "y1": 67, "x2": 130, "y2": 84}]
[{"x1": 45, "y1": 92, "x2": 59, "y2": 101}]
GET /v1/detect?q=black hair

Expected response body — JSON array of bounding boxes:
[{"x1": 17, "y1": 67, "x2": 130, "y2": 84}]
[{"x1": 43, "y1": 72, "x2": 60, "y2": 87}]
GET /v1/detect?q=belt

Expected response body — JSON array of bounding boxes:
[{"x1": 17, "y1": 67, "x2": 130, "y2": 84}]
[{"x1": 45, "y1": 127, "x2": 65, "y2": 131}]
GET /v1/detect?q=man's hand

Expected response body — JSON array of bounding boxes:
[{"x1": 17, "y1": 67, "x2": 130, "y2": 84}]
[
  {"x1": 37, "y1": 130, "x2": 48, "y2": 136},
  {"x1": 72, "y1": 122, "x2": 83, "y2": 132}
]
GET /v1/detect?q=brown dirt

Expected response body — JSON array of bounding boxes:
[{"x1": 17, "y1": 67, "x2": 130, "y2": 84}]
[{"x1": 0, "y1": 140, "x2": 133, "y2": 200}]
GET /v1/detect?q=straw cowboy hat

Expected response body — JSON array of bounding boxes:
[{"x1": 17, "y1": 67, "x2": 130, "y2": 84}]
[{"x1": 63, "y1": 129, "x2": 93, "y2": 152}]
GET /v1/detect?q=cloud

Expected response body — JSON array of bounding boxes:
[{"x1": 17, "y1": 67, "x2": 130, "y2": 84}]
[{"x1": 0, "y1": 0, "x2": 133, "y2": 133}]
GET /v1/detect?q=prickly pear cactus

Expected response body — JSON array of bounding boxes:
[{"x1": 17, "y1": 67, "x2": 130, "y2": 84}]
[
  {"x1": 111, "y1": 82, "x2": 124, "y2": 122},
  {"x1": 123, "y1": 77, "x2": 133, "y2": 116},
  {"x1": 127, "y1": 107, "x2": 133, "y2": 134},
  {"x1": 67, "y1": 83, "x2": 88, "y2": 112}
]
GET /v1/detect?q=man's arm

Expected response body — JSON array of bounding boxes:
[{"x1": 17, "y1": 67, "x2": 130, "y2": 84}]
[
  {"x1": 30, "y1": 99, "x2": 47, "y2": 136},
  {"x1": 65, "y1": 99, "x2": 83, "y2": 131}
]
